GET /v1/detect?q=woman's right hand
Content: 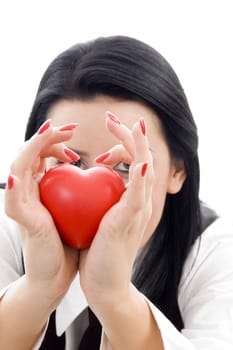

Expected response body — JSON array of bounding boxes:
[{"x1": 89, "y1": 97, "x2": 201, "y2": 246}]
[{"x1": 4, "y1": 120, "x2": 80, "y2": 303}]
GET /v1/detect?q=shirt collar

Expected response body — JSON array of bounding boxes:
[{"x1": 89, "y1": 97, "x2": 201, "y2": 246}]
[{"x1": 55, "y1": 272, "x2": 88, "y2": 336}]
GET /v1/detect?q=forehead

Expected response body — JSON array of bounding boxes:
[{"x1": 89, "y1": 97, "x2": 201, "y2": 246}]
[{"x1": 48, "y1": 96, "x2": 166, "y2": 153}]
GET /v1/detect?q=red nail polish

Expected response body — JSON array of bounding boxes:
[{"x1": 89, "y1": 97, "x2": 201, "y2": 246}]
[
  {"x1": 59, "y1": 123, "x2": 79, "y2": 131},
  {"x1": 64, "y1": 148, "x2": 80, "y2": 162},
  {"x1": 106, "y1": 112, "x2": 121, "y2": 125},
  {"x1": 7, "y1": 175, "x2": 14, "y2": 190},
  {"x1": 139, "y1": 118, "x2": 146, "y2": 136},
  {"x1": 141, "y1": 162, "x2": 148, "y2": 177},
  {"x1": 38, "y1": 120, "x2": 50, "y2": 135},
  {"x1": 95, "y1": 152, "x2": 111, "y2": 163}
]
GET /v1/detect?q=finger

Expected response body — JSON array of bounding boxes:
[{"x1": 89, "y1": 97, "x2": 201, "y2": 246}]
[
  {"x1": 11, "y1": 144, "x2": 79, "y2": 187},
  {"x1": 4, "y1": 174, "x2": 51, "y2": 231},
  {"x1": 4, "y1": 174, "x2": 26, "y2": 222},
  {"x1": 40, "y1": 144, "x2": 80, "y2": 162},
  {"x1": 125, "y1": 162, "x2": 148, "y2": 209},
  {"x1": 132, "y1": 118, "x2": 152, "y2": 165},
  {"x1": 114, "y1": 162, "x2": 150, "y2": 238},
  {"x1": 31, "y1": 121, "x2": 79, "y2": 155},
  {"x1": 105, "y1": 111, "x2": 135, "y2": 159},
  {"x1": 95, "y1": 144, "x2": 132, "y2": 166},
  {"x1": 127, "y1": 161, "x2": 152, "y2": 235},
  {"x1": 131, "y1": 118, "x2": 154, "y2": 197},
  {"x1": 10, "y1": 120, "x2": 78, "y2": 178}
]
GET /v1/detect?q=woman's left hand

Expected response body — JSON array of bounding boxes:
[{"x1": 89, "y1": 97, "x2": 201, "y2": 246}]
[{"x1": 78, "y1": 113, "x2": 155, "y2": 311}]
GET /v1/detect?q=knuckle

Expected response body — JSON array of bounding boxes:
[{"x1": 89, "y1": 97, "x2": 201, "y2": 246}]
[{"x1": 128, "y1": 200, "x2": 143, "y2": 214}]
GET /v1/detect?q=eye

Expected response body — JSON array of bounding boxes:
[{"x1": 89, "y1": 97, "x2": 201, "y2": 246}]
[
  {"x1": 113, "y1": 161, "x2": 130, "y2": 174},
  {"x1": 70, "y1": 159, "x2": 82, "y2": 167},
  {"x1": 56, "y1": 159, "x2": 83, "y2": 168}
]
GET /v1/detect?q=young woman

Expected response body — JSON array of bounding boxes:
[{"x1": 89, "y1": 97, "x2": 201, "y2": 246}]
[{"x1": 0, "y1": 36, "x2": 232, "y2": 349}]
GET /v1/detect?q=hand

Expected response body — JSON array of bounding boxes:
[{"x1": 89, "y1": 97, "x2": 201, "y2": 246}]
[
  {"x1": 78, "y1": 113, "x2": 154, "y2": 311},
  {"x1": 4, "y1": 120, "x2": 80, "y2": 301}
]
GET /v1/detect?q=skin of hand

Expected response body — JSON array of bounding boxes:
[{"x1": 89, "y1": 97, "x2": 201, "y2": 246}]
[
  {"x1": 4, "y1": 122, "x2": 80, "y2": 301},
  {"x1": 78, "y1": 117, "x2": 153, "y2": 306},
  {"x1": 0, "y1": 122, "x2": 82, "y2": 348},
  {"x1": 77, "y1": 117, "x2": 164, "y2": 349}
]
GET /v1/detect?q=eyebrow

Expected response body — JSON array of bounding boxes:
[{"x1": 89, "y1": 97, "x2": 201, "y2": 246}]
[
  {"x1": 70, "y1": 147, "x2": 156, "y2": 159},
  {"x1": 69, "y1": 148, "x2": 89, "y2": 157}
]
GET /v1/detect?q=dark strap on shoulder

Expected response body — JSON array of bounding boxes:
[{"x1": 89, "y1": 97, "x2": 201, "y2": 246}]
[{"x1": 200, "y1": 201, "x2": 219, "y2": 233}]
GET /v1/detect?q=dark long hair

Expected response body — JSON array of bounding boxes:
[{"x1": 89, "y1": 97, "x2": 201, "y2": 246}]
[{"x1": 25, "y1": 36, "x2": 203, "y2": 330}]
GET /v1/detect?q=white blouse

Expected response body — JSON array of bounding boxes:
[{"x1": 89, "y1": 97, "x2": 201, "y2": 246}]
[{"x1": 0, "y1": 190, "x2": 233, "y2": 349}]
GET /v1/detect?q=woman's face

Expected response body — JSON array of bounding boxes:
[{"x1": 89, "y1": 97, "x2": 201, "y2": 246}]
[{"x1": 47, "y1": 96, "x2": 186, "y2": 247}]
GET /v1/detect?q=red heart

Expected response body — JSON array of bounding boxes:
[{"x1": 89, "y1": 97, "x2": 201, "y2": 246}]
[{"x1": 39, "y1": 164, "x2": 125, "y2": 249}]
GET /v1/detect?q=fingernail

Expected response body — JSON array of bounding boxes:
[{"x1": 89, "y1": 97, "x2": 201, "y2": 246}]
[
  {"x1": 95, "y1": 152, "x2": 111, "y2": 163},
  {"x1": 7, "y1": 174, "x2": 14, "y2": 190},
  {"x1": 141, "y1": 162, "x2": 148, "y2": 177},
  {"x1": 106, "y1": 111, "x2": 121, "y2": 125},
  {"x1": 64, "y1": 148, "x2": 80, "y2": 162},
  {"x1": 38, "y1": 120, "x2": 51, "y2": 135},
  {"x1": 59, "y1": 123, "x2": 79, "y2": 131},
  {"x1": 139, "y1": 117, "x2": 146, "y2": 136}
]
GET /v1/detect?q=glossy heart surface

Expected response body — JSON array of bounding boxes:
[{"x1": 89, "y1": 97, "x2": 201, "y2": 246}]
[{"x1": 39, "y1": 164, "x2": 125, "y2": 249}]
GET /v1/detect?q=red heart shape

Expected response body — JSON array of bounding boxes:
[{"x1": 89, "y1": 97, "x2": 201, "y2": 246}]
[{"x1": 39, "y1": 164, "x2": 125, "y2": 249}]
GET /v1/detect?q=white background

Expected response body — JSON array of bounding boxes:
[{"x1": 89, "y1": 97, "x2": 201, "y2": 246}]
[{"x1": 0, "y1": 0, "x2": 232, "y2": 216}]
